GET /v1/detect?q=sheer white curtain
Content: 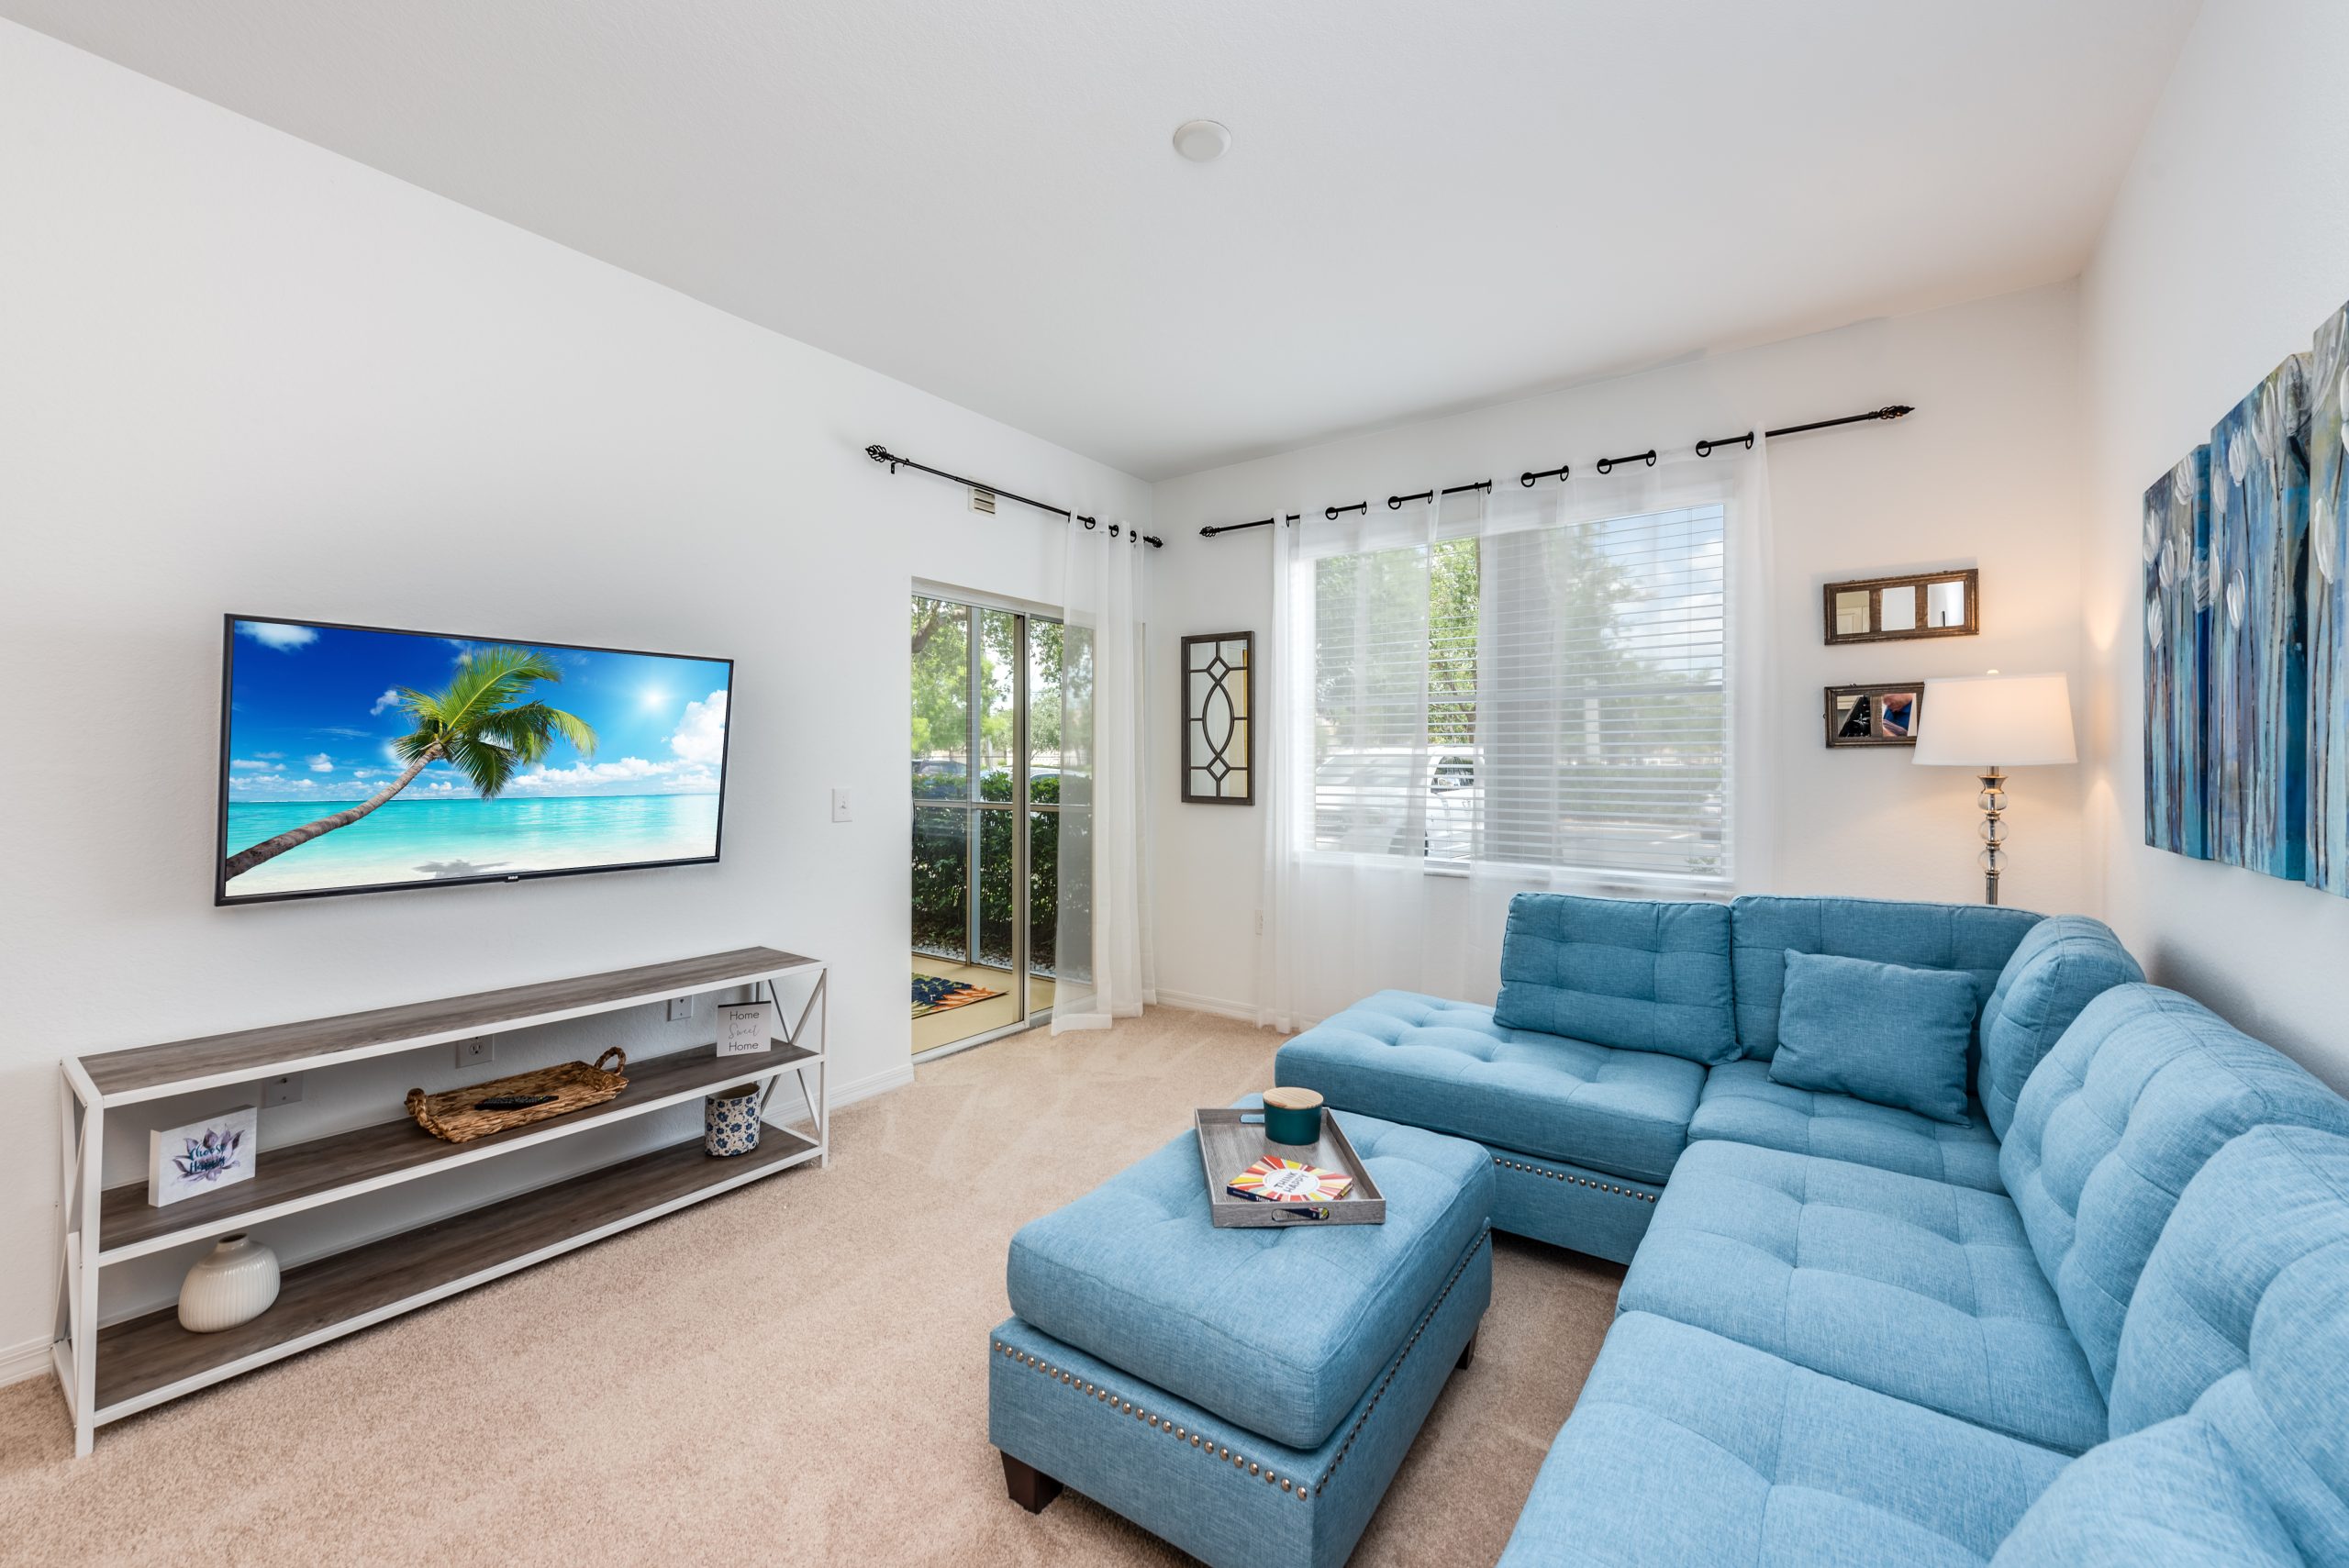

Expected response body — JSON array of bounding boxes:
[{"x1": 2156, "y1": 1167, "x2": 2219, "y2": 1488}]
[
  {"x1": 1053, "y1": 521, "x2": 1156, "y2": 1031},
  {"x1": 1255, "y1": 444, "x2": 1774, "y2": 1031}
]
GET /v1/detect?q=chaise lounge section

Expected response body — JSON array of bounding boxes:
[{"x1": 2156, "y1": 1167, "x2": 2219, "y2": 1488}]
[{"x1": 1275, "y1": 895, "x2": 2138, "y2": 1262}]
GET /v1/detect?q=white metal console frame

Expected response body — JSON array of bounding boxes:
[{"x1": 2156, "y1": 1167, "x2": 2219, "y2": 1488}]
[{"x1": 54, "y1": 949, "x2": 826, "y2": 1456}]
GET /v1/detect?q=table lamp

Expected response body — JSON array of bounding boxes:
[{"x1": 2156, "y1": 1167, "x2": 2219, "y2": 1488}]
[{"x1": 1911, "y1": 671, "x2": 2076, "y2": 906}]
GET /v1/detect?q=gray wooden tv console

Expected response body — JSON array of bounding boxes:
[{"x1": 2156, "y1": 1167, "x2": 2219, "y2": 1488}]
[{"x1": 54, "y1": 946, "x2": 826, "y2": 1455}]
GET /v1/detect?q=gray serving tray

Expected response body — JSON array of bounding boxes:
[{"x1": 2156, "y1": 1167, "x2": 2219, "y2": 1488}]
[{"x1": 1193, "y1": 1106, "x2": 1387, "y2": 1227}]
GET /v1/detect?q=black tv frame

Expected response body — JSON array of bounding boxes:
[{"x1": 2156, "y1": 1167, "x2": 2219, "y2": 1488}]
[{"x1": 214, "y1": 614, "x2": 735, "y2": 906}]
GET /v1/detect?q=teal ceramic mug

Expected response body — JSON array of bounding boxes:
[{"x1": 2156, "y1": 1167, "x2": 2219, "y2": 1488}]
[{"x1": 1262, "y1": 1086, "x2": 1325, "y2": 1146}]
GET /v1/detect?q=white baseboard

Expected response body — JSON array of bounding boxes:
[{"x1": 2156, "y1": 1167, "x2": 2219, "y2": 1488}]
[
  {"x1": 830, "y1": 1061, "x2": 914, "y2": 1106},
  {"x1": 1152, "y1": 988, "x2": 1266, "y2": 1025},
  {"x1": 0, "y1": 1334, "x2": 54, "y2": 1390}
]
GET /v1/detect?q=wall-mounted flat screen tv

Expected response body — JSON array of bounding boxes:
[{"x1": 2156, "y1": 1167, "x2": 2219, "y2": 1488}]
[{"x1": 217, "y1": 616, "x2": 732, "y2": 905}]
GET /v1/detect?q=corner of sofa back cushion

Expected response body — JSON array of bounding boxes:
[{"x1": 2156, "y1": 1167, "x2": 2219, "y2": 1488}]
[
  {"x1": 1977, "y1": 915, "x2": 2144, "y2": 1141},
  {"x1": 1491, "y1": 892, "x2": 1737, "y2": 1065},
  {"x1": 1765, "y1": 950, "x2": 1978, "y2": 1123},
  {"x1": 1986, "y1": 1396, "x2": 2308, "y2": 1567},
  {"x1": 1999, "y1": 983, "x2": 2349, "y2": 1406},
  {"x1": 1727, "y1": 895, "x2": 2041, "y2": 1060},
  {"x1": 2108, "y1": 1124, "x2": 2349, "y2": 1440}
]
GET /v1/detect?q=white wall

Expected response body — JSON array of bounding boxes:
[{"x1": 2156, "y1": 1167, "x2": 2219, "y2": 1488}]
[
  {"x1": 1148, "y1": 284, "x2": 2091, "y2": 1019},
  {"x1": 0, "y1": 22, "x2": 1150, "y2": 1366},
  {"x1": 2081, "y1": 0, "x2": 2349, "y2": 1093}
]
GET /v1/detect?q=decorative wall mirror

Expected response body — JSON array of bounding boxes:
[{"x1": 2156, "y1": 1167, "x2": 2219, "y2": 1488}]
[
  {"x1": 1822, "y1": 568, "x2": 1978, "y2": 644},
  {"x1": 1181, "y1": 632, "x2": 1253, "y2": 805},
  {"x1": 1824, "y1": 683, "x2": 1924, "y2": 748}
]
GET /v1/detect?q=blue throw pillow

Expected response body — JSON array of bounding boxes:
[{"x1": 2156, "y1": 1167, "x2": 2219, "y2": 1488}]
[
  {"x1": 1492, "y1": 893, "x2": 1738, "y2": 1064},
  {"x1": 1767, "y1": 950, "x2": 1977, "y2": 1124}
]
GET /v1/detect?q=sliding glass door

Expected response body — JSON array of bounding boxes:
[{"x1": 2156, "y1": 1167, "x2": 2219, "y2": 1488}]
[{"x1": 910, "y1": 592, "x2": 1059, "y2": 1055}]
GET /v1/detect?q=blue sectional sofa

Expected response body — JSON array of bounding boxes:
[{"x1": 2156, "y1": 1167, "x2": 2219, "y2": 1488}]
[{"x1": 1271, "y1": 893, "x2": 2349, "y2": 1566}]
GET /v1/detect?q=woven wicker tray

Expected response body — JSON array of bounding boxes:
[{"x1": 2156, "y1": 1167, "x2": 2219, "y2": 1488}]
[{"x1": 405, "y1": 1048, "x2": 629, "y2": 1143}]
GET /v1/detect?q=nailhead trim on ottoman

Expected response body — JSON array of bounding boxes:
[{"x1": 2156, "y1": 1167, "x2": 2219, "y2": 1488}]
[{"x1": 991, "y1": 1231, "x2": 1489, "y2": 1503}]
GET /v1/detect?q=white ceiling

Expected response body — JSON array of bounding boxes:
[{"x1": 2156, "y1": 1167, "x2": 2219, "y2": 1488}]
[{"x1": 5, "y1": 1, "x2": 2199, "y2": 480}]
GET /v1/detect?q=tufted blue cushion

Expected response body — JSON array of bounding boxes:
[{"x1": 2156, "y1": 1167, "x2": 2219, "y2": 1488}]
[
  {"x1": 1687, "y1": 1059, "x2": 2006, "y2": 1190},
  {"x1": 1976, "y1": 915, "x2": 2143, "y2": 1140},
  {"x1": 1617, "y1": 1139, "x2": 2108, "y2": 1453},
  {"x1": 1728, "y1": 895, "x2": 2041, "y2": 1061},
  {"x1": 1491, "y1": 894, "x2": 1737, "y2": 1065},
  {"x1": 1768, "y1": 951, "x2": 1980, "y2": 1123},
  {"x1": 1998, "y1": 1131, "x2": 2349, "y2": 1565},
  {"x1": 1990, "y1": 1403, "x2": 2306, "y2": 1567},
  {"x1": 2110, "y1": 1125, "x2": 2349, "y2": 1438},
  {"x1": 1005, "y1": 1104, "x2": 1490, "y2": 1451},
  {"x1": 1496, "y1": 1311, "x2": 2070, "y2": 1568},
  {"x1": 1274, "y1": 991, "x2": 1705, "y2": 1184},
  {"x1": 1999, "y1": 984, "x2": 2349, "y2": 1407}
]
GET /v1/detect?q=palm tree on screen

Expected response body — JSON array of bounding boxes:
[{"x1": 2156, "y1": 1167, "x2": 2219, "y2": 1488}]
[{"x1": 223, "y1": 647, "x2": 597, "y2": 880}]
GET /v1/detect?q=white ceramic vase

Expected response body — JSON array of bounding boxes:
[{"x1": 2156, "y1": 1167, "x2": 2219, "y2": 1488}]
[{"x1": 177, "y1": 1232, "x2": 280, "y2": 1333}]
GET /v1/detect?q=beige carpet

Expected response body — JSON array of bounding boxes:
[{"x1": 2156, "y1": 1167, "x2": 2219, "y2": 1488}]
[{"x1": 0, "y1": 1006, "x2": 1620, "y2": 1568}]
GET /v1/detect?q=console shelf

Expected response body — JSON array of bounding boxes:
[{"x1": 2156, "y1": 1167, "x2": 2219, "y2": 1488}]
[
  {"x1": 56, "y1": 946, "x2": 828, "y2": 1455},
  {"x1": 96, "y1": 1039, "x2": 818, "y2": 1260},
  {"x1": 93, "y1": 1128, "x2": 818, "y2": 1420}
]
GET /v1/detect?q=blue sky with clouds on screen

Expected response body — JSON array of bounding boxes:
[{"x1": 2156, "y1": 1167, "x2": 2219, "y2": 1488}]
[{"x1": 225, "y1": 619, "x2": 730, "y2": 803}]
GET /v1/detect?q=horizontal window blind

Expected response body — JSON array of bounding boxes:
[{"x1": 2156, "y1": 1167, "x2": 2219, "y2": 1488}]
[{"x1": 1301, "y1": 502, "x2": 1730, "y2": 884}]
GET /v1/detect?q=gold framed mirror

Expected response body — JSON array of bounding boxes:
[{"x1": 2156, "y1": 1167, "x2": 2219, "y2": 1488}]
[{"x1": 1821, "y1": 568, "x2": 1977, "y2": 644}]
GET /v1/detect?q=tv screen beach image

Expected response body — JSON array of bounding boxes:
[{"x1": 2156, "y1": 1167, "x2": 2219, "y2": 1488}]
[{"x1": 219, "y1": 618, "x2": 730, "y2": 901}]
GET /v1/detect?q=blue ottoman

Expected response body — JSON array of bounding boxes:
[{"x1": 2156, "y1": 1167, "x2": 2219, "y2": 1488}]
[{"x1": 988, "y1": 1104, "x2": 1495, "y2": 1568}]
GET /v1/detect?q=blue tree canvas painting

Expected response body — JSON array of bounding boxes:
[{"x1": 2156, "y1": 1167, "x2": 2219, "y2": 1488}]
[
  {"x1": 2309, "y1": 304, "x2": 2349, "y2": 893},
  {"x1": 2205, "y1": 351, "x2": 2310, "y2": 882},
  {"x1": 2143, "y1": 447, "x2": 2210, "y2": 858}
]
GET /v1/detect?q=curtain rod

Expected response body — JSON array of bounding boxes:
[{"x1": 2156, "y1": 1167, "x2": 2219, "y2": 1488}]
[
  {"x1": 864, "y1": 445, "x2": 1164, "y2": 548},
  {"x1": 1196, "y1": 404, "x2": 1914, "y2": 539}
]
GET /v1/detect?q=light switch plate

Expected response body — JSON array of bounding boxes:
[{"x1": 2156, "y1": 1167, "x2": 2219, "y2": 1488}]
[{"x1": 831, "y1": 787, "x2": 853, "y2": 823}]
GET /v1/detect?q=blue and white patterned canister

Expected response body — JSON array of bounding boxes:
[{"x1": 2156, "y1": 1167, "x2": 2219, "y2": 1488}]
[{"x1": 705, "y1": 1086, "x2": 763, "y2": 1156}]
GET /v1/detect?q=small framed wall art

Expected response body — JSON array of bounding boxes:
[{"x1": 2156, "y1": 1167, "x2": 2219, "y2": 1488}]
[
  {"x1": 1823, "y1": 569, "x2": 1978, "y2": 645},
  {"x1": 148, "y1": 1105, "x2": 259, "y2": 1207},
  {"x1": 1825, "y1": 684, "x2": 1923, "y2": 748},
  {"x1": 1181, "y1": 631, "x2": 1253, "y2": 805}
]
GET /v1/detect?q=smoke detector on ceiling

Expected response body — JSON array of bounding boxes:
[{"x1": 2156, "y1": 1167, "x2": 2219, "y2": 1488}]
[{"x1": 1173, "y1": 119, "x2": 1230, "y2": 162}]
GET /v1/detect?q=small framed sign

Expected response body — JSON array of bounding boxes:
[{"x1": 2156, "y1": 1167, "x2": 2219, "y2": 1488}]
[
  {"x1": 149, "y1": 1105, "x2": 259, "y2": 1207},
  {"x1": 715, "y1": 1000, "x2": 776, "y2": 1057}
]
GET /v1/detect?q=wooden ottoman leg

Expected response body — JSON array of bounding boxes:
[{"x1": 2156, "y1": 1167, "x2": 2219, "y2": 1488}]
[
  {"x1": 1456, "y1": 1330, "x2": 1479, "y2": 1370},
  {"x1": 1002, "y1": 1451, "x2": 1063, "y2": 1514}
]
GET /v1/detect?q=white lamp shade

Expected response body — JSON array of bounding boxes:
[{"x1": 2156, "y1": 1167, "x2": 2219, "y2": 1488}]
[{"x1": 1912, "y1": 673, "x2": 2076, "y2": 767}]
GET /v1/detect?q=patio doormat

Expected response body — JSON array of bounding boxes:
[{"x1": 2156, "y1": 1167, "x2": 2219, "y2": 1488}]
[{"x1": 913, "y1": 973, "x2": 1005, "y2": 1018}]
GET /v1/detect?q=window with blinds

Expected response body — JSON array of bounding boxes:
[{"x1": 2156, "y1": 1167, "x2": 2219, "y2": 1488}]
[{"x1": 1301, "y1": 503, "x2": 1729, "y2": 884}]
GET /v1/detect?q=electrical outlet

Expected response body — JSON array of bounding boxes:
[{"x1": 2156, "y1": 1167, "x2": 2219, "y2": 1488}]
[
  {"x1": 831, "y1": 787, "x2": 853, "y2": 823},
  {"x1": 667, "y1": 995, "x2": 694, "y2": 1021},
  {"x1": 262, "y1": 1073, "x2": 304, "y2": 1107},
  {"x1": 1254, "y1": 909, "x2": 1265, "y2": 936},
  {"x1": 455, "y1": 1036, "x2": 494, "y2": 1069}
]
